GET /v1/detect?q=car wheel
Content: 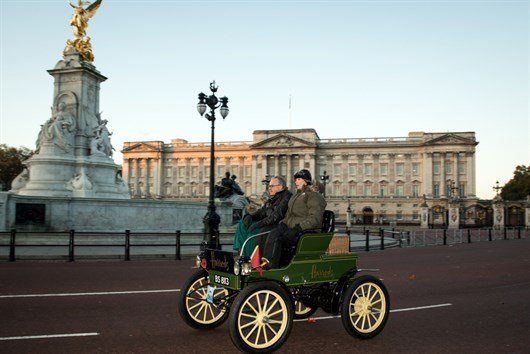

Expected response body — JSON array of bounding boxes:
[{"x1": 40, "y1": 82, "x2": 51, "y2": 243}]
[
  {"x1": 229, "y1": 281, "x2": 293, "y2": 353},
  {"x1": 178, "y1": 269, "x2": 229, "y2": 329},
  {"x1": 293, "y1": 300, "x2": 318, "y2": 319},
  {"x1": 341, "y1": 275, "x2": 390, "y2": 339}
]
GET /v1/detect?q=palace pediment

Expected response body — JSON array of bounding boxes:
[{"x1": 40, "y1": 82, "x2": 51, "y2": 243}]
[
  {"x1": 423, "y1": 134, "x2": 476, "y2": 146},
  {"x1": 122, "y1": 142, "x2": 162, "y2": 153},
  {"x1": 251, "y1": 133, "x2": 316, "y2": 149}
]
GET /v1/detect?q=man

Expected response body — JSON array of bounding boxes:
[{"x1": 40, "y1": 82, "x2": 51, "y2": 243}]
[
  {"x1": 233, "y1": 176, "x2": 292, "y2": 256},
  {"x1": 262, "y1": 169, "x2": 326, "y2": 268}
]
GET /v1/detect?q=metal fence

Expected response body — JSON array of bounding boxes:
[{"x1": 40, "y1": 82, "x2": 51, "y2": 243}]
[{"x1": 1, "y1": 226, "x2": 527, "y2": 262}]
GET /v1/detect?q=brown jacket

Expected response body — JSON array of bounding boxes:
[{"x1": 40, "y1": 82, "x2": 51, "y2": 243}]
[{"x1": 281, "y1": 185, "x2": 326, "y2": 231}]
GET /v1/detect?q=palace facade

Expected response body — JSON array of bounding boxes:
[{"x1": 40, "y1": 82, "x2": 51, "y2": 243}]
[{"x1": 121, "y1": 129, "x2": 505, "y2": 227}]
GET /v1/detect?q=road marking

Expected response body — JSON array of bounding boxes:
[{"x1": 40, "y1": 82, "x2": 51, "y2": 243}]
[
  {"x1": 0, "y1": 332, "x2": 99, "y2": 341},
  {"x1": 0, "y1": 289, "x2": 180, "y2": 299},
  {"x1": 294, "y1": 303, "x2": 453, "y2": 322}
]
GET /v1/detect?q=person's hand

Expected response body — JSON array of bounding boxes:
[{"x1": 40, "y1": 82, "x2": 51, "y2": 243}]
[{"x1": 242, "y1": 214, "x2": 253, "y2": 228}]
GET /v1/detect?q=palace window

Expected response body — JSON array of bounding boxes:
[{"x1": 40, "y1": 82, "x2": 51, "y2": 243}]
[
  {"x1": 379, "y1": 184, "x2": 387, "y2": 197},
  {"x1": 396, "y1": 211, "x2": 403, "y2": 220},
  {"x1": 413, "y1": 211, "x2": 419, "y2": 220},
  {"x1": 130, "y1": 167, "x2": 135, "y2": 178},
  {"x1": 217, "y1": 165, "x2": 225, "y2": 177},
  {"x1": 433, "y1": 183, "x2": 440, "y2": 197},
  {"x1": 364, "y1": 164, "x2": 372, "y2": 176},
  {"x1": 445, "y1": 161, "x2": 452, "y2": 174},
  {"x1": 412, "y1": 184, "x2": 420, "y2": 197},
  {"x1": 191, "y1": 166, "x2": 198, "y2": 178},
  {"x1": 396, "y1": 163, "x2": 404, "y2": 176},
  {"x1": 164, "y1": 184, "x2": 172, "y2": 196},
  {"x1": 380, "y1": 164, "x2": 388, "y2": 176},
  {"x1": 165, "y1": 167, "x2": 172, "y2": 178},
  {"x1": 458, "y1": 162, "x2": 465, "y2": 174},
  {"x1": 178, "y1": 185, "x2": 185, "y2": 196},
  {"x1": 412, "y1": 163, "x2": 419, "y2": 175},
  {"x1": 349, "y1": 164, "x2": 356, "y2": 175},
  {"x1": 364, "y1": 183, "x2": 372, "y2": 196},
  {"x1": 280, "y1": 162, "x2": 287, "y2": 176},
  {"x1": 333, "y1": 164, "x2": 342, "y2": 176},
  {"x1": 245, "y1": 166, "x2": 251, "y2": 177},
  {"x1": 178, "y1": 167, "x2": 186, "y2": 178},
  {"x1": 333, "y1": 183, "x2": 341, "y2": 196},
  {"x1": 459, "y1": 182, "x2": 466, "y2": 197},
  {"x1": 348, "y1": 183, "x2": 357, "y2": 196},
  {"x1": 433, "y1": 163, "x2": 440, "y2": 174},
  {"x1": 396, "y1": 185, "x2": 404, "y2": 197}
]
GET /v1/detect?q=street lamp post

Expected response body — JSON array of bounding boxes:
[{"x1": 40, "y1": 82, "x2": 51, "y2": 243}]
[
  {"x1": 346, "y1": 200, "x2": 352, "y2": 229},
  {"x1": 320, "y1": 170, "x2": 329, "y2": 197},
  {"x1": 197, "y1": 81, "x2": 229, "y2": 250},
  {"x1": 493, "y1": 180, "x2": 502, "y2": 196}
]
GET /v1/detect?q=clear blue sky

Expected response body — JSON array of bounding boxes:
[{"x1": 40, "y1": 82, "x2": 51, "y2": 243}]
[{"x1": 1, "y1": 0, "x2": 528, "y2": 199}]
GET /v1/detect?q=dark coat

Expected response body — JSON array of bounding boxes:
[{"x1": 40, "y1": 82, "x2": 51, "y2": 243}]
[
  {"x1": 281, "y1": 185, "x2": 326, "y2": 231},
  {"x1": 249, "y1": 189, "x2": 292, "y2": 231}
]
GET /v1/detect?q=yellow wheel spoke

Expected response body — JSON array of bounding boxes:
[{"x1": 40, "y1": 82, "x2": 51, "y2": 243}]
[
  {"x1": 202, "y1": 304, "x2": 208, "y2": 322},
  {"x1": 369, "y1": 289, "x2": 379, "y2": 303},
  {"x1": 195, "y1": 302, "x2": 206, "y2": 319},
  {"x1": 266, "y1": 298, "x2": 279, "y2": 313},
  {"x1": 371, "y1": 298, "x2": 382, "y2": 306},
  {"x1": 244, "y1": 323, "x2": 259, "y2": 340},
  {"x1": 263, "y1": 293, "x2": 270, "y2": 313},
  {"x1": 361, "y1": 313, "x2": 366, "y2": 330},
  {"x1": 240, "y1": 312, "x2": 256, "y2": 319},
  {"x1": 265, "y1": 323, "x2": 278, "y2": 336},
  {"x1": 263, "y1": 323, "x2": 269, "y2": 343},
  {"x1": 188, "y1": 301, "x2": 203, "y2": 311},
  {"x1": 256, "y1": 293, "x2": 263, "y2": 313},
  {"x1": 268, "y1": 319, "x2": 283, "y2": 324},
  {"x1": 361, "y1": 285, "x2": 366, "y2": 298},
  {"x1": 240, "y1": 320, "x2": 257, "y2": 330},
  {"x1": 254, "y1": 326, "x2": 262, "y2": 345},
  {"x1": 268, "y1": 308, "x2": 283, "y2": 318},
  {"x1": 354, "y1": 313, "x2": 363, "y2": 326},
  {"x1": 207, "y1": 304, "x2": 215, "y2": 319},
  {"x1": 369, "y1": 312, "x2": 379, "y2": 324},
  {"x1": 247, "y1": 301, "x2": 260, "y2": 315}
]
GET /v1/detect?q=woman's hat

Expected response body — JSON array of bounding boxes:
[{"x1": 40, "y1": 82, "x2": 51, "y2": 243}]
[{"x1": 293, "y1": 169, "x2": 312, "y2": 184}]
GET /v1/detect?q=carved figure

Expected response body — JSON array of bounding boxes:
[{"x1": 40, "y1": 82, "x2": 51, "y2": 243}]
[
  {"x1": 92, "y1": 119, "x2": 114, "y2": 157},
  {"x1": 64, "y1": 0, "x2": 102, "y2": 62},
  {"x1": 115, "y1": 172, "x2": 129, "y2": 194},
  {"x1": 215, "y1": 172, "x2": 244, "y2": 199},
  {"x1": 11, "y1": 168, "x2": 29, "y2": 191},
  {"x1": 68, "y1": 170, "x2": 93, "y2": 191},
  {"x1": 49, "y1": 102, "x2": 76, "y2": 151}
]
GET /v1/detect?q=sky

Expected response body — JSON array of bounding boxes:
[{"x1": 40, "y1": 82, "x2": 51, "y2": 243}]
[{"x1": 0, "y1": 0, "x2": 528, "y2": 199}]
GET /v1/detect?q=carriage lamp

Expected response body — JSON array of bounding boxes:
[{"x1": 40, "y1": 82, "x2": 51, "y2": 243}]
[
  {"x1": 320, "y1": 171, "x2": 329, "y2": 197},
  {"x1": 241, "y1": 262, "x2": 253, "y2": 275},
  {"x1": 196, "y1": 81, "x2": 230, "y2": 251},
  {"x1": 195, "y1": 255, "x2": 202, "y2": 268},
  {"x1": 233, "y1": 261, "x2": 241, "y2": 275}
]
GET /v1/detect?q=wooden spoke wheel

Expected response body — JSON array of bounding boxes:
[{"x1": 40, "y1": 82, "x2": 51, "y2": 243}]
[
  {"x1": 178, "y1": 270, "x2": 229, "y2": 329},
  {"x1": 341, "y1": 275, "x2": 390, "y2": 339},
  {"x1": 293, "y1": 300, "x2": 317, "y2": 319},
  {"x1": 229, "y1": 282, "x2": 293, "y2": 353}
]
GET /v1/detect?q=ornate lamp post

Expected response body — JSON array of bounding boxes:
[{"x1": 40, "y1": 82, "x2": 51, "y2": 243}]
[
  {"x1": 447, "y1": 179, "x2": 460, "y2": 202},
  {"x1": 197, "y1": 81, "x2": 229, "y2": 250},
  {"x1": 493, "y1": 180, "x2": 502, "y2": 196},
  {"x1": 320, "y1": 170, "x2": 329, "y2": 197},
  {"x1": 346, "y1": 199, "x2": 352, "y2": 229}
]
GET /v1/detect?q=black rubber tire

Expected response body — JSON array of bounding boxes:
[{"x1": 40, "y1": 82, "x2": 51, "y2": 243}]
[
  {"x1": 178, "y1": 269, "x2": 229, "y2": 330},
  {"x1": 229, "y1": 281, "x2": 293, "y2": 353},
  {"x1": 341, "y1": 275, "x2": 390, "y2": 339},
  {"x1": 293, "y1": 301, "x2": 318, "y2": 320}
]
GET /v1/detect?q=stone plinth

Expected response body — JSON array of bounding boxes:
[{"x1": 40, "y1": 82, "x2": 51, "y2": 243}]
[{"x1": 448, "y1": 203, "x2": 460, "y2": 229}]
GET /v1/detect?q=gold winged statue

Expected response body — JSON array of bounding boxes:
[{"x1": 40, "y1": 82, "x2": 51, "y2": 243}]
[{"x1": 64, "y1": 0, "x2": 103, "y2": 63}]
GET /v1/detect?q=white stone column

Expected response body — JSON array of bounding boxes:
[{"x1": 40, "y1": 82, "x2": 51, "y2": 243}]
[
  {"x1": 440, "y1": 154, "x2": 446, "y2": 198},
  {"x1": 454, "y1": 152, "x2": 460, "y2": 186},
  {"x1": 342, "y1": 154, "x2": 349, "y2": 195},
  {"x1": 251, "y1": 155, "x2": 258, "y2": 195},
  {"x1": 448, "y1": 203, "x2": 460, "y2": 229},
  {"x1": 145, "y1": 158, "x2": 151, "y2": 197},
  {"x1": 135, "y1": 158, "x2": 141, "y2": 196},
  {"x1": 286, "y1": 154, "x2": 292, "y2": 190},
  {"x1": 471, "y1": 152, "x2": 477, "y2": 196},
  {"x1": 423, "y1": 153, "x2": 433, "y2": 197},
  {"x1": 274, "y1": 154, "x2": 280, "y2": 176},
  {"x1": 493, "y1": 200, "x2": 505, "y2": 229},
  {"x1": 421, "y1": 203, "x2": 429, "y2": 229},
  {"x1": 156, "y1": 154, "x2": 163, "y2": 197},
  {"x1": 125, "y1": 159, "x2": 131, "y2": 185},
  {"x1": 308, "y1": 154, "x2": 316, "y2": 181},
  {"x1": 262, "y1": 155, "x2": 268, "y2": 181}
]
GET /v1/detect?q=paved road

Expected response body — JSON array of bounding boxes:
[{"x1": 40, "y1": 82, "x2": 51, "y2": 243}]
[{"x1": 1, "y1": 238, "x2": 529, "y2": 353}]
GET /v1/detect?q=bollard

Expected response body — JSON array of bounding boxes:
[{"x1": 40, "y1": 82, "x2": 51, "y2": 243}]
[
  {"x1": 488, "y1": 228, "x2": 492, "y2": 241},
  {"x1": 518, "y1": 227, "x2": 521, "y2": 239},
  {"x1": 380, "y1": 229, "x2": 385, "y2": 250},
  {"x1": 467, "y1": 229, "x2": 471, "y2": 244},
  {"x1": 9, "y1": 229, "x2": 16, "y2": 262},
  {"x1": 176, "y1": 230, "x2": 181, "y2": 260},
  {"x1": 443, "y1": 229, "x2": 447, "y2": 245},
  {"x1": 347, "y1": 230, "x2": 351, "y2": 253},
  {"x1": 398, "y1": 232, "x2": 403, "y2": 248},
  {"x1": 407, "y1": 231, "x2": 411, "y2": 246},
  {"x1": 503, "y1": 227, "x2": 507, "y2": 240},
  {"x1": 125, "y1": 230, "x2": 131, "y2": 261},
  {"x1": 365, "y1": 229, "x2": 370, "y2": 252},
  {"x1": 69, "y1": 229, "x2": 75, "y2": 262}
]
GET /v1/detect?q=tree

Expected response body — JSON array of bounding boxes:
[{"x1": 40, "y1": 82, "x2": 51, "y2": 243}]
[
  {"x1": 500, "y1": 165, "x2": 530, "y2": 201},
  {"x1": 0, "y1": 144, "x2": 33, "y2": 191}
]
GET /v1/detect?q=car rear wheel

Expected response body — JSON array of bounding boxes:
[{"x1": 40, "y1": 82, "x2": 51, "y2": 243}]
[
  {"x1": 178, "y1": 269, "x2": 229, "y2": 329},
  {"x1": 229, "y1": 282, "x2": 293, "y2": 353},
  {"x1": 341, "y1": 275, "x2": 390, "y2": 339}
]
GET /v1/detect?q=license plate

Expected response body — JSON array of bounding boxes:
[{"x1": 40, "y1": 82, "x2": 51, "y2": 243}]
[
  {"x1": 213, "y1": 274, "x2": 230, "y2": 286},
  {"x1": 206, "y1": 285, "x2": 215, "y2": 304}
]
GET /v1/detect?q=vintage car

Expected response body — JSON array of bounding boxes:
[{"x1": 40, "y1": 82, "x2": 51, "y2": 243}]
[{"x1": 178, "y1": 211, "x2": 390, "y2": 353}]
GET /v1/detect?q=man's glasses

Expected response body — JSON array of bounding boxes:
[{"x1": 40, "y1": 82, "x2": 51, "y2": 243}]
[{"x1": 268, "y1": 184, "x2": 280, "y2": 189}]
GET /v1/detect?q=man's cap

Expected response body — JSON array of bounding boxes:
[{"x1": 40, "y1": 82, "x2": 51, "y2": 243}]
[{"x1": 293, "y1": 169, "x2": 312, "y2": 184}]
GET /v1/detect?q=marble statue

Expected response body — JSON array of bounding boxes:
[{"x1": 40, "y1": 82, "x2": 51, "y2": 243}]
[
  {"x1": 35, "y1": 102, "x2": 76, "y2": 153},
  {"x1": 11, "y1": 168, "x2": 30, "y2": 191},
  {"x1": 115, "y1": 172, "x2": 129, "y2": 194},
  {"x1": 68, "y1": 170, "x2": 93, "y2": 191},
  {"x1": 91, "y1": 119, "x2": 114, "y2": 157}
]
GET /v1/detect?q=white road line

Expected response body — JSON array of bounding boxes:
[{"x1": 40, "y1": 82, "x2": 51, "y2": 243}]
[
  {"x1": 0, "y1": 332, "x2": 100, "y2": 341},
  {"x1": 0, "y1": 289, "x2": 180, "y2": 299},
  {"x1": 294, "y1": 303, "x2": 453, "y2": 322}
]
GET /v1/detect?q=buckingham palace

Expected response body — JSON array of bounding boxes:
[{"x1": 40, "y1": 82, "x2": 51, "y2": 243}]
[{"x1": 121, "y1": 129, "x2": 496, "y2": 227}]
